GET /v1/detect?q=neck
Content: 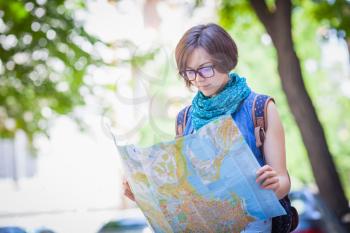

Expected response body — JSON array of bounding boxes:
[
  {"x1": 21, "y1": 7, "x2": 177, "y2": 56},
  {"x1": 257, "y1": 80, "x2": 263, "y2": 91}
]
[
  {"x1": 209, "y1": 75, "x2": 230, "y2": 98},
  {"x1": 191, "y1": 72, "x2": 251, "y2": 130}
]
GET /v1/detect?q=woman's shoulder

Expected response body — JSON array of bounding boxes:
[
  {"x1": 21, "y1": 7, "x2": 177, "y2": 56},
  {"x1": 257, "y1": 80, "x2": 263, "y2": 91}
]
[
  {"x1": 175, "y1": 105, "x2": 191, "y2": 135},
  {"x1": 242, "y1": 91, "x2": 274, "y2": 108},
  {"x1": 176, "y1": 105, "x2": 191, "y2": 120},
  {"x1": 235, "y1": 91, "x2": 275, "y2": 119},
  {"x1": 175, "y1": 105, "x2": 192, "y2": 133}
]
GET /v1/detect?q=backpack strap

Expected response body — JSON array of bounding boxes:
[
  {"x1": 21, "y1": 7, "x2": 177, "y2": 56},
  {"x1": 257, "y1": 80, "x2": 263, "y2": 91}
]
[
  {"x1": 252, "y1": 94, "x2": 275, "y2": 148},
  {"x1": 253, "y1": 94, "x2": 292, "y2": 179},
  {"x1": 175, "y1": 105, "x2": 191, "y2": 137}
]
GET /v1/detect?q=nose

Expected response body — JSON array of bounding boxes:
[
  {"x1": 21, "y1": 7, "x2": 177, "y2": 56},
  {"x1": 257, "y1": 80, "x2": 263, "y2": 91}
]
[{"x1": 195, "y1": 72, "x2": 206, "y2": 82}]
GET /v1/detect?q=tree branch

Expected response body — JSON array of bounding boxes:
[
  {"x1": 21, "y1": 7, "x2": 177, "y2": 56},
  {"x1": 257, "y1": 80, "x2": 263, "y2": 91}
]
[
  {"x1": 275, "y1": 0, "x2": 292, "y2": 26},
  {"x1": 250, "y1": 0, "x2": 293, "y2": 49},
  {"x1": 250, "y1": 0, "x2": 275, "y2": 37}
]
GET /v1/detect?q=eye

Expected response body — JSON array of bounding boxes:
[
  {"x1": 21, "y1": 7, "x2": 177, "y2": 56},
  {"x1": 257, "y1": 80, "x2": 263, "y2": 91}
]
[
  {"x1": 185, "y1": 70, "x2": 196, "y2": 77},
  {"x1": 199, "y1": 66, "x2": 212, "y2": 72},
  {"x1": 198, "y1": 66, "x2": 214, "y2": 77}
]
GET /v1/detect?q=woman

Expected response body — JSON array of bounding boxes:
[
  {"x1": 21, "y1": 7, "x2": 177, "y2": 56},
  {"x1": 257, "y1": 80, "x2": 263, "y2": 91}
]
[{"x1": 123, "y1": 23, "x2": 290, "y2": 232}]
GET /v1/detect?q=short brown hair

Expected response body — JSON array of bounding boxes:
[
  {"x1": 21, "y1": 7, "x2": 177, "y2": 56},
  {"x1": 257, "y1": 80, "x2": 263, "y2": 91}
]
[{"x1": 175, "y1": 23, "x2": 238, "y2": 87}]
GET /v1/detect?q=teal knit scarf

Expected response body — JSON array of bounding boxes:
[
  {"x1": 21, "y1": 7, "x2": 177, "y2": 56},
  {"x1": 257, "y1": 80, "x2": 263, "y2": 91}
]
[{"x1": 191, "y1": 72, "x2": 251, "y2": 130}]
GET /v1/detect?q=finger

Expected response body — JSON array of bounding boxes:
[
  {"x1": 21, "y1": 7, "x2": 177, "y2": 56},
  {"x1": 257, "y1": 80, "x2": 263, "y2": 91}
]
[
  {"x1": 122, "y1": 182, "x2": 128, "y2": 190},
  {"x1": 123, "y1": 182, "x2": 134, "y2": 193},
  {"x1": 123, "y1": 180, "x2": 128, "y2": 186},
  {"x1": 123, "y1": 184, "x2": 132, "y2": 194},
  {"x1": 124, "y1": 188, "x2": 133, "y2": 198},
  {"x1": 256, "y1": 170, "x2": 276, "y2": 183},
  {"x1": 261, "y1": 177, "x2": 279, "y2": 187},
  {"x1": 257, "y1": 170, "x2": 276, "y2": 181},
  {"x1": 123, "y1": 181, "x2": 131, "y2": 191},
  {"x1": 124, "y1": 190, "x2": 135, "y2": 201},
  {"x1": 125, "y1": 193, "x2": 135, "y2": 201},
  {"x1": 256, "y1": 171, "x2": 277, "y2": 185},
  {"x1": 124, "y1": 181, "x2": 129, "y2": 188},
  {"x1": 125, "y1": 190, "x2": 133, "y2": 198},
  {"x1": 256, "y1": 165, "x2": 272, "y2": 176},
  {"x1": 263, "y1": 182, "x2": 280, "y2": 191}
]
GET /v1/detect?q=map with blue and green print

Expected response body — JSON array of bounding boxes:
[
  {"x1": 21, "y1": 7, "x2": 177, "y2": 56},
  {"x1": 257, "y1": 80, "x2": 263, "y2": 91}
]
[{"x1": 117, "y1": 115, "x2": 285, "y2": 233}]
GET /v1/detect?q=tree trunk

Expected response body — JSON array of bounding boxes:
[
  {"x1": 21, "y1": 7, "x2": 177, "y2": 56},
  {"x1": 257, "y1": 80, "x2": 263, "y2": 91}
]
[{"x1": 250, "y1": 0, "x2": 350, "y2": 230}]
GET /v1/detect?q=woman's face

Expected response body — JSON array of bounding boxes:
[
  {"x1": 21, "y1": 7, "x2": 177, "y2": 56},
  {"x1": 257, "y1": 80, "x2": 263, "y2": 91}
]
[{"x1": 185, "y1": 47, "x2": 229, "y2": 97}]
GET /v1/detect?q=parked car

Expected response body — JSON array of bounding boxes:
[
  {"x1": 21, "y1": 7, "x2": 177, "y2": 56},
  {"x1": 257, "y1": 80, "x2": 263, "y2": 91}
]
[
  {"x1": 97, "y1": 217, "x2": 150, "y2": 233},
  {"x1": 0, "y1": 226, "x2": 56, "y2": 233},
  {"x1": 0, "y1": 227, "x2": 27, "y2": 233},
  {"x1": 290, "y1": 189, "x2": 347, "y2": 233}
]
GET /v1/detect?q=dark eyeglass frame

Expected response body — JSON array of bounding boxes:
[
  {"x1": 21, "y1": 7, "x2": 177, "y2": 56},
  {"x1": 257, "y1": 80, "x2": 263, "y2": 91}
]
[{"x1": 179, "y1": 64, "x2": 216, "y2": 81}]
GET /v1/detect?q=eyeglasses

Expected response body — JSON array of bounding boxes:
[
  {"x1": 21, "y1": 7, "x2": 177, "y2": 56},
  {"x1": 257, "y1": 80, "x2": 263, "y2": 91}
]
[{"x1": 179, "y1": 65, "x2": 215, "y2": 81}]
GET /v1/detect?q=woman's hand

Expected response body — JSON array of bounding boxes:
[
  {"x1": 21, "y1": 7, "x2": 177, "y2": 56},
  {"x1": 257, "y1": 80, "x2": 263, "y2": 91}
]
[
  {"x1": 256, "y1": 165, "x2": 280, "y2": 192},
  {"x1": 122, "y1": 177, "x2": 135, "y2": 201}
]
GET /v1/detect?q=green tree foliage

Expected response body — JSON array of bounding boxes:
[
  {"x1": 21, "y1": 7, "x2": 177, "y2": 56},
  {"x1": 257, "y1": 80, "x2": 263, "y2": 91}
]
[
  {"x1": 0, "y1": 0, "x2": 102, "y2": 144},
  {"x1": 308, "y1": 0, "x2": 350, "y2": 39}
]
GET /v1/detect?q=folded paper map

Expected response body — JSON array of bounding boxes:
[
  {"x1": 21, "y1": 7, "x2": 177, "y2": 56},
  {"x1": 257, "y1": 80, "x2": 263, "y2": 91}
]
[{"x1": 116, "y1": 115, "x2": 286, "y2": 233}]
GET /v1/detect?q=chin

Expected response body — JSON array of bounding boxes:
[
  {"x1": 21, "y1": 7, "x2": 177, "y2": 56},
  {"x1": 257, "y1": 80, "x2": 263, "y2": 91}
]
[{"x1": 201, "y1": 90, "x2": 214, "y2": 97}]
